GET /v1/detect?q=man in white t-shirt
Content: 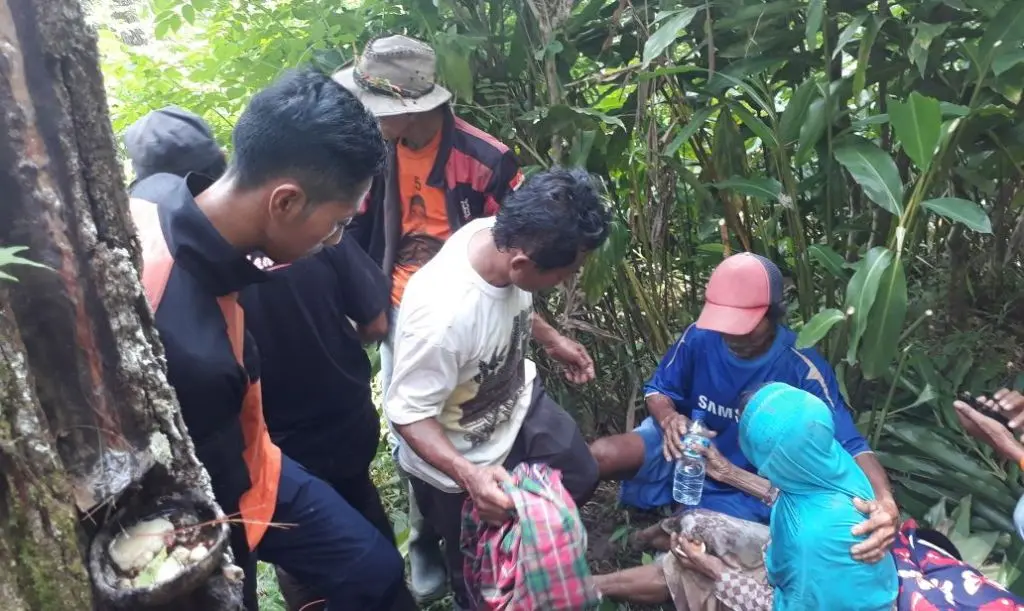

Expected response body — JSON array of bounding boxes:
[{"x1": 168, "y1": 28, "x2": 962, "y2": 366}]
[{"x1": 386, "y1": 167, "x2": 610, "y2": 609}]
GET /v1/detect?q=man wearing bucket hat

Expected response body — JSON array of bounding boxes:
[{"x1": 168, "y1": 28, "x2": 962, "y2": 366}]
[
  {"x1": 589, "y1": 252, "x2": 900, "y2": 562},
  {"x1": 334, "y1": 34, "x2": 523, "y2": 602}
]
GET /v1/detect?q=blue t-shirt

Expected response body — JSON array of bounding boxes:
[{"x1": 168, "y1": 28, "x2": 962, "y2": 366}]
[{"x1": 643, "y1": 324, "x2": 870, "y2": 524}]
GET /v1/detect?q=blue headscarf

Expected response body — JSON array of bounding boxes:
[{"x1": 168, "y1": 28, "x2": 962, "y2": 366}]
[{"x1": 739, "y1": 382, "x2": 897, "y2": 611}]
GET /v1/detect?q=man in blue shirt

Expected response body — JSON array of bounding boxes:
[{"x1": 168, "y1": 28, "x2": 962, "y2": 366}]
[{"x1": 590, "y1": 253, "x2": 899, "y2": 562}]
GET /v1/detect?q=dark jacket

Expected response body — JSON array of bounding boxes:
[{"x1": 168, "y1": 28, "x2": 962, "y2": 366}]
[
  {"x1": 130, "y1": 173, "x2": 280, "y2": 554},
  {"x1": 348, "y1": 107, "x2": 523, "y2": 278}
]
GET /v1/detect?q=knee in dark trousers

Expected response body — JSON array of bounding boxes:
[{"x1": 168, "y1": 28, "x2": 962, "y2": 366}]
[
  {"x1": 258, "y1": 456, "x2": 404, "y2": 611},
  {"x1": 511, "y1": 380, "x2": 600, "y2": 506}
]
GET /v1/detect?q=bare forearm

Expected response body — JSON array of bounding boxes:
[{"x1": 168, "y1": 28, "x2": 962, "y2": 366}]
[
  {"x1": 855, "y1": 453, "x2": 894, "y2": 504},
  {"x1": 719, "y1": 465, "x2": 776, "y2": 504},
  {"x1": 530, "y1": 312, "x2": 561, "y2": 349},
  {"x1": 647, "y1": 393, "x2": 684, "y2": 428},
  {"x1": 395, "y1": 419, "x2": 476, "y2": 487}
]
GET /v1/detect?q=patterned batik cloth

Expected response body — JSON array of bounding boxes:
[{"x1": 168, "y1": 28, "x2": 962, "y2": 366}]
[
  {"x1": 894, "y1": 520, "x2": 1024, "y2": 611},
  {"x1": 461, "y1": 463, "x2": 601, "y2": 610}
]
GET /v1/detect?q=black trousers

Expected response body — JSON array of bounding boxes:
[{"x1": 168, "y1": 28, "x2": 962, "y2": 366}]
[
  {"x1": 274, "y1": 458, "x2": 418, "y2": 611},
  {"x1": 409, "y1": 380, "x2": 599, "y2": 609}
]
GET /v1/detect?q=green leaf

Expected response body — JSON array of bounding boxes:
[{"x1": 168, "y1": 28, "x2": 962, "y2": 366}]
[
  {"x1": 0, "y1": 246, "x2": 49, "y2": 283},
  {"x1": 805, "y1": 0, "x2": 824, "y2": 52},
  {"x1": 833, "y1": 14, "x2": 867, "y2": 59},
  {"x1": 993, "y1": 49, "x2": 1024, "y2": 76},
  {"x1": 663, "y1": 106, "x2": 715, "y2": 157},
  {"x1": 579, "y1": 219, "x2": 629, "y2": 305},
  {"x1": 728, "y1": 103, "x2": 779, "y2": 150},
  {"x1": 853, "y1": 16, "x2": 885, "y2": 97},
  {"x1": 641, "y1": 8, "x2": 700, "y2": 68},
  {"x1": 713, "y1": 176, "x2": 782, "y2": 201},
  {"x1": 859, "y1": 257, "x2": 908, "y2": 380},
  {"x1": 779, "y1": 78, "x2": 819, "y2": 146},
  {"x1": 796, "y1": 308, "x2": 846, "y2": 349},
  {"x1": 834, "y1": 142, "x2": 904, "y2": 216},
  {"x1": 844, "y1": 246, "x2": 894, "y2": 365},
  {"x1": 888, "y1": 92, "x2": 942, "y2": 173},
  {"x1": 908, "y1": 23, "x2": 949, "y2": 77},
  {"x1": 921, "y1": 198, "x2": 993, "y2": 233},
  {"x1": 181, "y1": 4, "x2": 195, "y2": 24},
  {"x1": 808, "y1": 244, "x2": 849, "y2": 279},
  {"x1": 795, "y1": 97, "x2": 827, "y2": 166},
  {"x1": 154, "y1": 18, "x2": 172, "y2": 39},
  {"x1": 979, "y1": 2, "x2": 1024, "y2": 67}
]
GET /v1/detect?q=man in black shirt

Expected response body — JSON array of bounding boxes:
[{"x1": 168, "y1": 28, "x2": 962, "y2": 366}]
[{"x1": 243, "y1": 237, "x2": 415, "y2": 610}]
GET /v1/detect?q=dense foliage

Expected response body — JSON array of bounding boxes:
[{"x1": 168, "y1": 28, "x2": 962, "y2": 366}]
[{"x1": 94, "y1": 0, "x2": 1024, "y2": 589}]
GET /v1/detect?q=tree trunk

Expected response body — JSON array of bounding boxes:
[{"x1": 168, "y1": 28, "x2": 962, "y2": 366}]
[{"x1": 0, "y1": 0, "x2": 240, "y2": 608}]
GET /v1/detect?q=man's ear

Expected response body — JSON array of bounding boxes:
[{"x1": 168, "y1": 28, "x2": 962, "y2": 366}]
[
  {"x1": 509, "y1": 251, "x2": 533, "y2": 274},
  {"x1": 267, "y1": 182, "x2": 307, "y2": 222}
]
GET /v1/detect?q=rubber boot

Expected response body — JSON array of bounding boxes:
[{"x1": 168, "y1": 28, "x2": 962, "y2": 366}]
[{"x1": 406, "y1": 479, "x2": 448, "y2": 603}]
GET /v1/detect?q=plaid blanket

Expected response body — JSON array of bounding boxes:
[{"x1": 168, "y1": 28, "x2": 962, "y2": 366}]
[{"x1": 460, "y1": 463, "x2": 601, "y2": 610}]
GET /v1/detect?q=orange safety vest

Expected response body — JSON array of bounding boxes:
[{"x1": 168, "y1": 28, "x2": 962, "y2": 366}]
[{"x1": 131, "y1": 198, "x2": 281, "y2": 550}]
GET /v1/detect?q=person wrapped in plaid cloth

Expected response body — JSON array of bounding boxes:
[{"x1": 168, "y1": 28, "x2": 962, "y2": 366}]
[{"x1": 461, "y1": 463, "x2": 601, "y2": 610}]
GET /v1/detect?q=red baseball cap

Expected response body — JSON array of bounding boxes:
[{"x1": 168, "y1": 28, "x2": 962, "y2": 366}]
[{"x1": 696, "y1": 253, "x2": 784, "y2": 335}]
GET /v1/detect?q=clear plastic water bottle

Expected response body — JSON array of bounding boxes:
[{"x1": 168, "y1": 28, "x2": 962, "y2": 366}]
[{"x1": 673, "y1": 410, "x2": 711, "y2": 506}]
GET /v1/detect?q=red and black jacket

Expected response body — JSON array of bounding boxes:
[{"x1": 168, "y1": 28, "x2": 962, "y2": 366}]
[{"x1": 347, "y1": 106, "x2": 524, "y2": 279}]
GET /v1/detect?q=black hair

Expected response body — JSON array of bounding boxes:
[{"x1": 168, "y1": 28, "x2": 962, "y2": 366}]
[
  {"x1": 492, "y1": 167, "x2": 611, "y2": 270},
  {"x1": 736, "y1": 382, "x2": 775, "y2": 414},
  {"x1": 230, "y1": 67, "x2": 386, "y2": 204}
]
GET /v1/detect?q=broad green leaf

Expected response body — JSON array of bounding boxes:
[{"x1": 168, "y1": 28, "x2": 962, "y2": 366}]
[
  {"x1": 979, "y1": 2, "x2": 1024, "y2": 67},
  {"x1": 796, "y1": 308, "x2": 845, "y2": 349},
  {"x1": 795, "y1": 97, "x2": 827, "y2": 166},
  {"x1": 853, "y1": 17, "x2": 885, "y2": 97},
  {"x1": 808, "y1": 244, "x2": 849, "y2": 279},
  {"x1": 805, "y1": 0, "x2": 825, "y2": 52},
  {"x1": 579, "y1": 219, "x2": 629, "y2": 305},
  {"x1": 953, "y1": 531, "x2": 1001, "y2": 569},
  {"x1": 993, "y1": 49, "x2": 1024, "y2": 76},
  {"x1": 779, "y1": 78, "x2": 819, "y2": 145},
  {"x1": 714, "y1": 176, "x2": 782, "y2": 201},
  {"x1": 154, "y1": 17, "x2": 172, "y2": 39},
  {"x1": 952, "y1": 495, "x2": 973, "y2": 538},
  {"x1": 844, "y1": 246, "x2": 894, "y2": 365},
  {"x1": 641, "y1": 8, "x2": 700, "y2": 68},
  {"x1": 834, "y1": 142, "x2": 904, "y2": 216},
  {"x1": 181, "y1": 4, "x2": 195, "y2": 24},
  {"x1": 889, "y1": 92, "x2": 942, "y2": 173},
  {"x1": 833, "y1": 14, "x2": 867, "y2": 59},
  {"x1": 860, "y1": 257, "x2": 908, "y2": 380},
  {"x1": 921, "y1": 198, "x2": 993, "y2": 233},
  {"x1": 663, "y1": 106, "x2": 715, "y2": 157},
  {"x1": 909, "y1": 23, "x2": 949, "y2": 77},
  {"x1": 728, "y1": 103, "x2": 779, "y2": 150}
]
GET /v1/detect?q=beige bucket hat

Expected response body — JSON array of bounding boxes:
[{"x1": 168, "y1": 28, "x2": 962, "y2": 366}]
[{"x1": 333, "y1": 35, "x2": 453, "y2": 118}]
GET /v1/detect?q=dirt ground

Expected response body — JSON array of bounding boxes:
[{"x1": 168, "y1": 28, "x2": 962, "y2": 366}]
[{"x1": 579, "y1": 482, "x2": 673, "y2": 611}]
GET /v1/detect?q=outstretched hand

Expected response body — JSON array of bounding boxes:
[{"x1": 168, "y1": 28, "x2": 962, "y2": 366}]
[
  {"x1": 543, "y1": 335, "x2": 595, "y2": 384},
  {"x1": 953, "y1": 399, "x2": 1024, "y2": 463}
]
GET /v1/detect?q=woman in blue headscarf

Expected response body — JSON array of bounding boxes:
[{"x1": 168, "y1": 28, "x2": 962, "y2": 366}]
[{"x1": 737, "y1": 381, "x2": 898, "y2": 609}]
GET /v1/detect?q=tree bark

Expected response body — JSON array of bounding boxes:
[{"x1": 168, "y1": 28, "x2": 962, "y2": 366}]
[{"x1": 0, "y1": 0, "x2": 240, "y2": 608}]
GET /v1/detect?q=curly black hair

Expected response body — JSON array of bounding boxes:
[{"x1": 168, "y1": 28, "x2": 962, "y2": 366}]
[{"x1": 492, "y1": 167, "x2": 611, "y2": 270}]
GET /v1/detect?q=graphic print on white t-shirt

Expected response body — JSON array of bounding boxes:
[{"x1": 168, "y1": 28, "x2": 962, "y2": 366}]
[{"x1": 458, "y1": 307, "x2": 531, "y2": 446}]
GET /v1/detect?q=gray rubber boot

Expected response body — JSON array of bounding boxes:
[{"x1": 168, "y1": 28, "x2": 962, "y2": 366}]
[{"x1": 406, "y1": 478, "x2": 448, "y2": 603}]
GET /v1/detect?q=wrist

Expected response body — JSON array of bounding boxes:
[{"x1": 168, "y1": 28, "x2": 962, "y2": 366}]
[{"x1": 450, "y1": 457, "x2": 479, "y2": 489}]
